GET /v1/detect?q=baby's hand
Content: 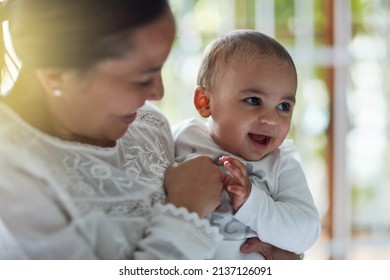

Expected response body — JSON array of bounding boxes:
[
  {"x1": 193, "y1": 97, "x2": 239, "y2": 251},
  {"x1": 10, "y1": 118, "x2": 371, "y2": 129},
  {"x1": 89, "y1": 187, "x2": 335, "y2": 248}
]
[
  {"x1": 240, "y1": 237, "x2": 274, "y2": 260},
  {"x1": 219, "y1": 156, "x2": 251, "y2": 212}
]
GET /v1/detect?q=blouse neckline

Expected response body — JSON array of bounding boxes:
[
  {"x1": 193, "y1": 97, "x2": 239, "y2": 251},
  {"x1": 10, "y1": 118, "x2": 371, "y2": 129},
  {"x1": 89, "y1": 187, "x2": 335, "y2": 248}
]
[{"x1": 0, "y1": 101, "x2": 118, "y2": 155}]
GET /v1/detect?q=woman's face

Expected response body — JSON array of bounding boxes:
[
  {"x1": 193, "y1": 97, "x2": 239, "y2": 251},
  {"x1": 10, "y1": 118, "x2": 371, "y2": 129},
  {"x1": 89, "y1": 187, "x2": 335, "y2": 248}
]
[{"x1": 46, "y1": 11, "x2": 176, "y2": 147}]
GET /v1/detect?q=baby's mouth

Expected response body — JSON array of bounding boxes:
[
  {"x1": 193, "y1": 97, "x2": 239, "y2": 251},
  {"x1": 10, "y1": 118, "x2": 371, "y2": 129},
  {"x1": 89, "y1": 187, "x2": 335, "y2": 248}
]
[{"x1": 248, "y1": 133, "x2": 271, "y2": 146}]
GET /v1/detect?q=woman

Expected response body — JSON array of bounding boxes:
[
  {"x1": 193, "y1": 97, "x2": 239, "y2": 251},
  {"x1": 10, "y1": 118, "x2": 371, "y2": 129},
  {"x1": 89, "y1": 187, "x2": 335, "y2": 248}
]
[{"x1": 0, "y1": 0, "x2": 224, "y2": 259}]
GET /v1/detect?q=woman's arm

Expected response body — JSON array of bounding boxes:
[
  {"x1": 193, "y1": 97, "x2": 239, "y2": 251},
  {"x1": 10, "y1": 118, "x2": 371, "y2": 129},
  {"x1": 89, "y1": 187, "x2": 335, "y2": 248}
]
[{"x1": 0, "y1": 144, "x2": 223, "y2": 260}]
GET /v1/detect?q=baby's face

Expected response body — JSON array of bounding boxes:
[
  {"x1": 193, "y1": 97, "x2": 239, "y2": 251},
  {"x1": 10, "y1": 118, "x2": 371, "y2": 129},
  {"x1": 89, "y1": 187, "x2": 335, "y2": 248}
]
[{"x1": 208, "y1": 56, "x2": 297, "y2": 161}]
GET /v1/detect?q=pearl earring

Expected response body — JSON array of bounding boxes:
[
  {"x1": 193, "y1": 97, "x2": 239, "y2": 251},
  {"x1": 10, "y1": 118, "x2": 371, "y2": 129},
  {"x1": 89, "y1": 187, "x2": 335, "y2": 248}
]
[{"x1": 53, "y1": 89, "x2": 62, "y2": 97}]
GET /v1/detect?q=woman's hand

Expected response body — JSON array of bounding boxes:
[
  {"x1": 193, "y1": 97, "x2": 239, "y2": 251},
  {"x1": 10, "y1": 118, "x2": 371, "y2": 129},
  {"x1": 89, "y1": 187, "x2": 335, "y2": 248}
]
[{"x1": 164, "y1": 156, "x2": 225, "y2": 218}]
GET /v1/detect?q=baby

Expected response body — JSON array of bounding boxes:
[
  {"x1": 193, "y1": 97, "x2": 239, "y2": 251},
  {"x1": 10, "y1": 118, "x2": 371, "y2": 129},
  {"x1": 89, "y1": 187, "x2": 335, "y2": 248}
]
[{"x1": 173, "y1": 30, "x2": 321, "y2": 259}]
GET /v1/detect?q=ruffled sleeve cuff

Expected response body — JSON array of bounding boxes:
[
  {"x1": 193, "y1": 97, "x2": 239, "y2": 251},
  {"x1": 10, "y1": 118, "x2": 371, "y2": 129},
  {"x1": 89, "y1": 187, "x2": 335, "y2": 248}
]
[{"x1": 147, "y1": 203, "x2": 223, "y2": 259}]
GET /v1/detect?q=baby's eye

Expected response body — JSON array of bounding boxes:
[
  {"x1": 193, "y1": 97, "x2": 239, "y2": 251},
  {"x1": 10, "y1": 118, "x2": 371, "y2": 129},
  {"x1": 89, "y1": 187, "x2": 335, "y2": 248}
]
[
  {"x1": 276, "y1": 102, "x2": 292, "y2": 112},
  {"x1": 244, "y1": 97, "x2": 261, "y2": 105}
]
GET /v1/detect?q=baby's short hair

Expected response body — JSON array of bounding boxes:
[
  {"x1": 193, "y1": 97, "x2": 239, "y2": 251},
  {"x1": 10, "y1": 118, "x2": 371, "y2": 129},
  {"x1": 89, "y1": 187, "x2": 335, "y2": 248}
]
[{"x1": 197, "y1": 30, "x2": 296, "y2": 90}]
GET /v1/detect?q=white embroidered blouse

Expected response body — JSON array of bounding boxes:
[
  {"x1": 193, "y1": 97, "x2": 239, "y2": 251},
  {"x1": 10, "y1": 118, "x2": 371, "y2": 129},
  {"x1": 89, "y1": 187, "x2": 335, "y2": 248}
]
[{"x1": 0, "y1": 101, "x2": 222, "y2": 259}]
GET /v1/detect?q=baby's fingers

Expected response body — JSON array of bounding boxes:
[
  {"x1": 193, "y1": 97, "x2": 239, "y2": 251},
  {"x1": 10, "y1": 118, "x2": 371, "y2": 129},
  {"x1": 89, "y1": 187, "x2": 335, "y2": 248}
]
[
  {"x1": 220, "y1": 156, "x2": 248, "y2": 186},
  {"x1": 226, "y1": 184, "x2": 247, "y2": 199}
]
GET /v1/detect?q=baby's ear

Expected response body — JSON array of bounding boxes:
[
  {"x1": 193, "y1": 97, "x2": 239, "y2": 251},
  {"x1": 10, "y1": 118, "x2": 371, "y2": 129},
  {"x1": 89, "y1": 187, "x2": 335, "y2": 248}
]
[{"x1": 193, "y1": 86, "x2": 211, "y2": 118}]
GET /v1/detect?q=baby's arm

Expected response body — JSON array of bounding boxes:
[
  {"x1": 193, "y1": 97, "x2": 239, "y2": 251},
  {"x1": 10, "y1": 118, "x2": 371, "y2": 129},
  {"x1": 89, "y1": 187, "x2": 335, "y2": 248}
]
[
  {"x1": 220, "y1": 156, "x2": 300, "y2": 260},
  {"x1": 219, "y1": 156, "x2": 251, "y2": 212},
  {"x1": 220, "y1": 156, "x2": 277, "y2": 259},
  {"x1": 233, "y1": 146, "x2": 321, "y2": 254}
]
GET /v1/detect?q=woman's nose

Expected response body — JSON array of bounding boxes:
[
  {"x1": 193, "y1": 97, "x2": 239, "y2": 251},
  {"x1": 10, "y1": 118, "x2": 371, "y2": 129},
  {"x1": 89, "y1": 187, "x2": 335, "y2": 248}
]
[{"x1": 147, "y1": 76, "x2": 164, "y2": 101}]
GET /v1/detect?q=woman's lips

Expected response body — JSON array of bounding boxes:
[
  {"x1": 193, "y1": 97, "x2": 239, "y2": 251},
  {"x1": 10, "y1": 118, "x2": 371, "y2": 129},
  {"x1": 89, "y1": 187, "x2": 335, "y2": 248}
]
[{"x1": 120, "y1": 112, "x2": 137, "y2": 125}]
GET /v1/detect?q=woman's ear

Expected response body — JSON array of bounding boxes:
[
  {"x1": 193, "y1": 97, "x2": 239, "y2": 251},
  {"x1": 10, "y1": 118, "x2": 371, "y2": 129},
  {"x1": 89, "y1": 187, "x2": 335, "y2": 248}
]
[
  {"x1": 35, "y1": 69, "x2": 65, "y2": 97},
  {"x1": 194, "y1": 86, "x2": 211, "y2": 118}
]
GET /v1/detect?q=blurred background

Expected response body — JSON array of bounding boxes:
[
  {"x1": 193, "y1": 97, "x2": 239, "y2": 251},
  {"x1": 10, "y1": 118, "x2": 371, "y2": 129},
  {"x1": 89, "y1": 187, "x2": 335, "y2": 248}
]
[{"x1": 158, "y1": 0, "x2": 390, "y2": 259}]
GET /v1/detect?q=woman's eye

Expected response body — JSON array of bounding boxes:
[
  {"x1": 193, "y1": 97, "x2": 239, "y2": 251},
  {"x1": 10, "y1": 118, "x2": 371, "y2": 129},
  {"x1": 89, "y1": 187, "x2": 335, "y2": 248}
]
[
  {"x1": 133, "y1": 77, "x2": 154, "y2": 87},
  {"x1": 137, "y1": 79, "x2": 153, "y2": 87},
  {"x1": 244, "y1": 97, "x2": 261, "y2": 105},
  {"x1": 277, "y1": 102, "x2": 292, "y2": 112}
]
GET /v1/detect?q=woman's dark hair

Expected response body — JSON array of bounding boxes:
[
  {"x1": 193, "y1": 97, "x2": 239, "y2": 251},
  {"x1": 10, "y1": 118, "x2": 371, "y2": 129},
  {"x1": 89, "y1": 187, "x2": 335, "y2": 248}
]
[{"x1": 0, "y1": 0, "x2": 170, "y2": 75}]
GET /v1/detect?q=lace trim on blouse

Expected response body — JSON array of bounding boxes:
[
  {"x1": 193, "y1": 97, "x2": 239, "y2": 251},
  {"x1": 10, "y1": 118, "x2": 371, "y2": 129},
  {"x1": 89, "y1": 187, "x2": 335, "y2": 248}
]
[{"x1": 155, "y1": 203, "x2": 222, "y2": 241}]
